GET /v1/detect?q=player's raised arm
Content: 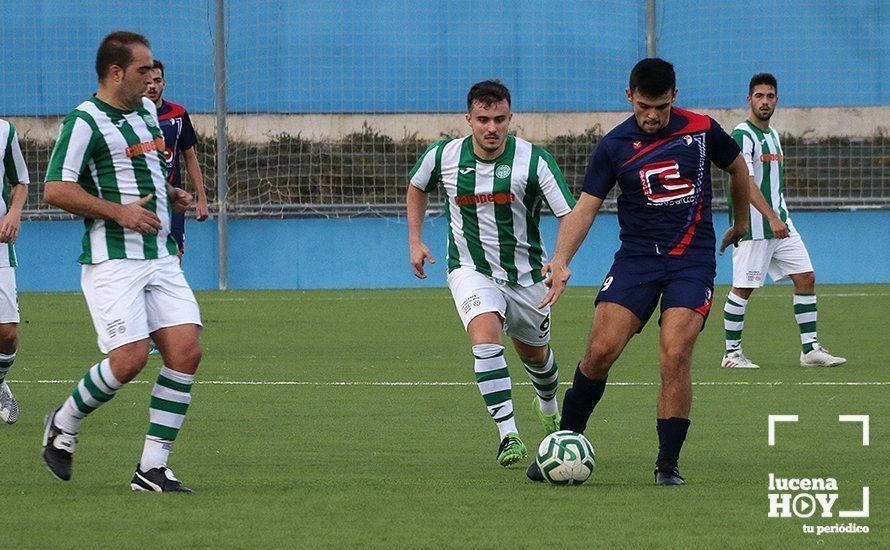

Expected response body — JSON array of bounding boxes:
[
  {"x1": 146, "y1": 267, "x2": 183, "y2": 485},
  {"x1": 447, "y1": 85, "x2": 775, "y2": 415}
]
[
  {"x1": 406, "y1": 183, "x2": 435, "y2": 279},
  {"x1": 540, "y1": 192, "x2": 603, "y2": 307},
  {"x1": 719, "y1": 154, "x2": 751, "y2": 254}
]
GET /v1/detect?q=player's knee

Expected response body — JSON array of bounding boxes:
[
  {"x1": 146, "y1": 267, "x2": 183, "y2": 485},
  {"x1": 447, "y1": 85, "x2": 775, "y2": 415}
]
[
  {"x1": 517, "y1": 346, "x2": 548, "y2": 365},
  {"x1": 795, "y1": 272, "x2": 815, "y2": 291},
  {"x1": 581, "y1": 342, "x2": 617, "y2": 378},
  {"x1": 187, "y1": 343, "x2": 203, "y2": 367},
  {"x1": 0, "y1": 324, "x2": 18, "y2": 353},
  {"x1": 660, "y1": 346, "x2": 692, "y2": 373},
  {"x1": 110, "y1": 353, "x2": 148, "y2": 382},
  {"x1": 173, "y1": 341, "x2": 202, "y2": 371}
]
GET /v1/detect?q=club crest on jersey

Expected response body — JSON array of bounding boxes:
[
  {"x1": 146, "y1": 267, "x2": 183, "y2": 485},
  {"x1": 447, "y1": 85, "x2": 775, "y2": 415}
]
[
  {"x1": 142, "y1": 114, "x2": 158, "y2": 128},
  {"x1": 495, "y1": 164, "x2": 512, "y2": 179},
  {"x1": 683, "y1": 135, "x2": 693, "y2": 146},
  {"x1": 632, "y1": 141, "x2": 642, "y2": 150}
]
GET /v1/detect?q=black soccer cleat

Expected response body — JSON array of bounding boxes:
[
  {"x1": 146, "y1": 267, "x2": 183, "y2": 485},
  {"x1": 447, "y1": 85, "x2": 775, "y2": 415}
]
[
  {"x1": 131, "y1": 464, "x2": 194, "y2": 493},
  {"x1": 654, "y1": 464, "x2": 685, "y2": 486},
  {"x1": 526, "y1": 459, "x2": 545, "y2": 482},
  {"x1": 42, "y1": 409, "x2": 77, "y2": 481}
]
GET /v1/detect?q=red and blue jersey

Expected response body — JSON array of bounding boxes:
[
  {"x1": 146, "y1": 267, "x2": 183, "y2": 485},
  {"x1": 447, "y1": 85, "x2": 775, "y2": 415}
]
[
  {"x1": 583, "y1": 107, "x2": 740, "y2": 261},
  {"x1": 156, "y1": 100, "x2": 197, "y2": 190}
]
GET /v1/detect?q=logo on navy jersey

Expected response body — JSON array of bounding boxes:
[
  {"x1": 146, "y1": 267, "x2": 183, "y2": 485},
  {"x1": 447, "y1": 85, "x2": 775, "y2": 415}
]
[
  {"x1": 639, "y1": 160, "x2": 696, "y2": 205},
  {"x1": 683, "y1": 135, "x2": 693, "y2": 146},
  {"x1": 632, "y1": 141, "x2": 642, "y2": 150}
]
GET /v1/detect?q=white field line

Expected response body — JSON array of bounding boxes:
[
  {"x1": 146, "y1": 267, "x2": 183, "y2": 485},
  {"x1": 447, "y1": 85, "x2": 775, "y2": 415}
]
[
  {"x1": 197, "y1": 291, "x2": 890, "y2": 303},
  {"x1": 16, "y1": 380, "x2": 890, "y2": 387}
]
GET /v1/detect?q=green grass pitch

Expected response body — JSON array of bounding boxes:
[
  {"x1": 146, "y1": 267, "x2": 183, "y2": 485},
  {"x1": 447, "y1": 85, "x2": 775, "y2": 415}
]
[{"x1": 3, "y1": 285, "x2": 887, "y2": 548}]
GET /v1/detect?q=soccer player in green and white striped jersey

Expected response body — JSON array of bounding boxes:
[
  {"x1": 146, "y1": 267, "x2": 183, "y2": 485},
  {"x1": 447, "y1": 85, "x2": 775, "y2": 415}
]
[
  {"x1": 0, "y1": 118, "x2": 30, "y2": 424},
  {"x1": 407, "y1": 81, "x2": 576, "y2": 467},
  {"x1": 721, "y1": 73, "x2": 844, "y2": 369},
  {"x1": 41, "y1": 32, "x2": 204, "y2": 492}
]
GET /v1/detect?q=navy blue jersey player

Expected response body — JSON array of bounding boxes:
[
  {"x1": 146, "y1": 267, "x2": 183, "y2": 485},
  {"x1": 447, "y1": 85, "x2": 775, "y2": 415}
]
[
  {"x1": 145, "y1": 60, "x2": 208, "y2": 258},
  {"x1": 527, "y1": 58, "x2": 750, "y2": 485}
]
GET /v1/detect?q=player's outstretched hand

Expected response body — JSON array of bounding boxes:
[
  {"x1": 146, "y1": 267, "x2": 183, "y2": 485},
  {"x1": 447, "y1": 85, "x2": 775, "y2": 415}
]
[
  {"x1": 116, "y1": 194, "x2": 162, "y2": 235},
  {"x1": 769, "y1": 217, "x2": 789, "y2": 239},
  {"x1": 0, "y1": 211, "x2": 21, "y2": 244},
  {"x1": 410, "y1": 241, "x2": 435, "y2": 279},
  {"x1": 196, "y1": 196, "x2": 210, "y2": 221},
  {"x1": 170, "y1": 187, "x2": 193, "y2": 214},
  {"x1": 539, "y1": 262, "x2": 571, "y2": 307},
  {"x1": 719, "y1": 225, "x2": 748, "y2": 255}
]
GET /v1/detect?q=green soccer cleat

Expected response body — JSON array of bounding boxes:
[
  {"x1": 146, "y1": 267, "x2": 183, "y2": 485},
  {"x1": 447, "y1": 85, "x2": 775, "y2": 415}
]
[
  {"x1": 533, "y1": 397, "x2": 561, "y2": 434},
  {"x1": 497, "y1": 433, "x2": 527, "y2": 467}
]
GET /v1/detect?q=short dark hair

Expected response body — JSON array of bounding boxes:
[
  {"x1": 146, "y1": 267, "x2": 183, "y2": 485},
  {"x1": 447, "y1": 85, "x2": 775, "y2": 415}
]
[
  {"x1": 467, "y1": 80, "x2": 511, "y2": 111},
  {"x1": 628, "y1": 58, "x2": 676, "y2": 98},
  {"x1": 96, "y1": 31, "x2": 151, "y2": 81},
  {"x1": 748, "y1": 73, "x2": 778, "y2": 95},
  {"x1": 152, "y1": 59, "x2": 165, "y2": 78}
]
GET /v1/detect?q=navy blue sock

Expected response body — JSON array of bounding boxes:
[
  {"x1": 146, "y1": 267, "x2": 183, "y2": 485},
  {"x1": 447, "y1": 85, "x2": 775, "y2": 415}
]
[
  {"x1": 559, "y1": 365, "x2": 607, "y2": 434},
  {"x1": 656, "y1": 417, "x2": 691, "y2": 469}
]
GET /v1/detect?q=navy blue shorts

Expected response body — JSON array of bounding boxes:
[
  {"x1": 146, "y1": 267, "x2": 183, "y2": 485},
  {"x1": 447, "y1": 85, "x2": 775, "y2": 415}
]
[
  {"x1": 595, "y1": 254, "x2": 715, "y2": 332},
  {"x1": 170, "y1": 211, "x2": 185, "y2": 254}
]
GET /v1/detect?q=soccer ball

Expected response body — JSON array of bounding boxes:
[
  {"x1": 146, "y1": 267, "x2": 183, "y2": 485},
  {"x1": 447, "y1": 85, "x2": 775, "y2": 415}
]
[{"x1": 535, "y1": 430, "x2": 596, "y2": 485}]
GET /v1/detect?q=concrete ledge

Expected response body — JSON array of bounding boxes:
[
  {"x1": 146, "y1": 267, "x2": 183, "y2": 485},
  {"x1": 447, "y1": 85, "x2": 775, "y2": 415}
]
[{"x1": 10, "y1": 107, "x2": 889, "y2": 143}]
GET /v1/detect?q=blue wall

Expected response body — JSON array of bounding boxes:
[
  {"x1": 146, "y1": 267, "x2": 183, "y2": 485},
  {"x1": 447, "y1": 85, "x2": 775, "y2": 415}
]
[
  {"x1": 1, "y1": 1, "x2": 886, "y2": 115},
  {"x1": 15, "y1": 211, "x2": 890, "y2": 292}
]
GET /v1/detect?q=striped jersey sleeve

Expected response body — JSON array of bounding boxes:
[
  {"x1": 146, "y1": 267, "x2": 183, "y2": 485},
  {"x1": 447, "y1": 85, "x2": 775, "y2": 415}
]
[
  {"x1": 45, "y1": 114, "x2": 97, "y2": 183},
  {"x1": 409, "y1": 139, "x2": 449, "y2": 192},
  {"x1": 533, "y1": 147, "x2": 575, "y2": 216},
  {"x1": 731, "y1": 127, "x2": 756, "y2": 177},
  {"x1": 3, "y1": 121, "x2": 30, "y2": 185}
]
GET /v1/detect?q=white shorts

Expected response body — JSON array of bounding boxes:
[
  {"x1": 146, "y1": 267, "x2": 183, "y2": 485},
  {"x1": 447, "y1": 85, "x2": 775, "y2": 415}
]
[
  {"x1": 81, "y1": 256, "x2": 202, "y2": 354},
  {"x1": 732, "y1": 232, "x2": 814, "y2": 288},
  {"x1": 446, "y1": 267, "x2": 551, "y2": 347},
  {"x1": 0, "y1": 267, "x2": 19, "y2": 324}
]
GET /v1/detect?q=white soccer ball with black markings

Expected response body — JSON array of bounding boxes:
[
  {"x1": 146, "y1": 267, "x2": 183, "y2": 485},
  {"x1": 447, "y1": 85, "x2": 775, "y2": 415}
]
[{"x1": 535, "y1": 430, "x2": 596, "y2": 485}]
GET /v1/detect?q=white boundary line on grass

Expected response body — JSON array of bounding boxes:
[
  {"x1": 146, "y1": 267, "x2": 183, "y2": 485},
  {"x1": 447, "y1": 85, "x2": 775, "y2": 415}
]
[
  {"x1": 198, "y1": 291, "x2": 890, "y2": 303},
  {"x1": 15, "y1": 380, "x2": 890, "y2": 387}
]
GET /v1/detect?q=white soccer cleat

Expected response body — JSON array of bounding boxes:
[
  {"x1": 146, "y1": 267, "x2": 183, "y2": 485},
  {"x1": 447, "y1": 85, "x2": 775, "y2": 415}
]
[
  {"x1": 0, "y1": 381, "x2": 19, "y2": 424},
  {"x1": 800, "y1": 343, "x2": 846, "y2": 367},
  {"x1": 721, "y1": 350, "x2": 760, "y2": 369}
]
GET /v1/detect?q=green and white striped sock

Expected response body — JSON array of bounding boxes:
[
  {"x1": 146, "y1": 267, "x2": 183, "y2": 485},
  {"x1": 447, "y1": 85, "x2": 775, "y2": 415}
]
[
  {"x1": 141, "y1": 366, "x2": 194, "y2": 470},
  {"x1": 55, "y1": 359, "x2": 123, "y2": 434},
  {"x1": 522, "y1": 348, "x2": 559, "y2": 415},
  {"x1": 0, "y1": 351, "x2": 15, "y2": 384},
  {"x1": 473, "y1": 344, "x2": 517, "y2": 440},
  {"x1": 724, "y1": 292, "x2": 748, "y2": 353},
  {"x1": 794, "y1": 293, "x2": 818, "y2": 354}
]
